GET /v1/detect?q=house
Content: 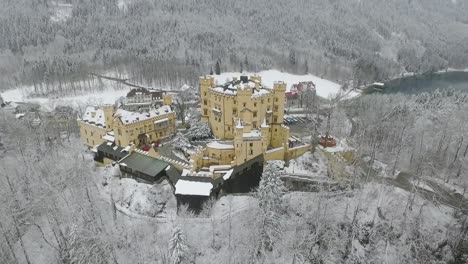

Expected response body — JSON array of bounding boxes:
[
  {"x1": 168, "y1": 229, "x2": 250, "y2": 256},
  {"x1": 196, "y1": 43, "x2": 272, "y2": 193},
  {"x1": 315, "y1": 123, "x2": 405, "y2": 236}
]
[
  {"x1": 119, "y1": 151, "x2": 178, "y2": 183},
  {"x1": 78, "y1": 100, "x2": 177, "y2": 148},
  {"x1": 121, "y1": 87, "x2": 172, "y2": 111}
]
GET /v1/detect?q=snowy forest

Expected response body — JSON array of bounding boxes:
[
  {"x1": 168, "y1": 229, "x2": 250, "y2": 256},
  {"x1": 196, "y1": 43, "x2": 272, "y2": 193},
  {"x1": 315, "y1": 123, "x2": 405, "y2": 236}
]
[
  {"x1": 1, "y1": 0, "x2": 468, "y2": 263},
  {"x1": 1, "y1": 0, "x2": 468, "y2": 92}
]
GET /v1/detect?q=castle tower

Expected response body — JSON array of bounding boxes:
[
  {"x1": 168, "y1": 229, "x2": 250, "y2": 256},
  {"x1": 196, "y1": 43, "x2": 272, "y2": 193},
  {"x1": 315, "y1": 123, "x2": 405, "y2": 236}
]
[
  {"x1": 234, "y1": 119, "x2": 245, "y2": 165},
  {"x1": 199, "y1": 76, "x2": 214, "y2": 122},
  {"x1": 260, "y1": 118, "x2": 270, "y2": 152},
  {"x1": 163, "y1": 94, "x2": 173, "y2": 106},
  {"x1": 103, "y1": 104, "x2": 115, "y2": 131},
  {"x1": 272, "y1": 81, "x2": 286, "y2": 124}
]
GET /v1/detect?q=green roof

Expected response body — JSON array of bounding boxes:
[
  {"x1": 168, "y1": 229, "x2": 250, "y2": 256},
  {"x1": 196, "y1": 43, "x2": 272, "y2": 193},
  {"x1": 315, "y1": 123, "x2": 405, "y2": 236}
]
[
  {"x1": 97, "y1": 143, "x2": 129, "y2": 160},
  {"x1": 120, "y1": 152, "x2": 169, "y2": 177}
]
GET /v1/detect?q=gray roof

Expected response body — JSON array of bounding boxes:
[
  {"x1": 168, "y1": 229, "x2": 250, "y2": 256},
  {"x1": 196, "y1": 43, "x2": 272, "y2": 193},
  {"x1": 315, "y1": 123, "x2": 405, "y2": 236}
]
[
  {"x1": 120, "y1": 152, "x2": 169, "y2": 177},
  {"x1": 97, "y1": 143, "x2": 129, "y2": 160}
]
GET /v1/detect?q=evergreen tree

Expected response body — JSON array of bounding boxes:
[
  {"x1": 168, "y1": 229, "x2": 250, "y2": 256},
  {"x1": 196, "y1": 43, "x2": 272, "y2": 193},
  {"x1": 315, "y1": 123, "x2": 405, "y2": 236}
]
[
  {"x1": 289, "y1": 49, "x2": 296, "y2": 65},
  {"x1": 168, "y1": 227, "x2": 189, "y2": 264},
  {"x1": 253, "y1": 161, "x2": 285, "y2": 257},
  {"x1": 256, "y1": 161, "x2": 285, "y2": 212},
  {"x1": 215, "y1": 60, "x2": 221, "y2": 75},
  {"x1": 244, "y1": 55, "x2": 249, "y2": 71}
]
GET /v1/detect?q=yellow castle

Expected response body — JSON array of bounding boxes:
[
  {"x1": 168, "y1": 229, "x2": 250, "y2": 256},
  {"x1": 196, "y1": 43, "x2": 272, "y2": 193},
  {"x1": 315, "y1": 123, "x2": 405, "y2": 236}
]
[
  {"x1": 78, "y1": 97, "x2": 176, "y2": 149},
  {"x1": 190, "y1": 75, "x2": 310, "y2": 171}
]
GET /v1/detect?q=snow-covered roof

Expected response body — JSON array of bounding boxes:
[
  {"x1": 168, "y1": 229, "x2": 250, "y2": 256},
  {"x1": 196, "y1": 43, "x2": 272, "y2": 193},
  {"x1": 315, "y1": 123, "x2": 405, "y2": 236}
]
[
  {"x1": 154, "y1": 117, "x2": 169, "y2": 124},
  {"x1": 115, "y1": 105, "x2": 172, "y2": 125},
  {"x1": 207, "y1": 141, "x2": 234, "y2": 150},
  {"x1": 81, "y1": 106, "x2": 106, "y2": 127},
  {"x1": 223, "y1": 169, "x2": 234, "y2": 180},
  {"x1": 211, "y1": 77, "x2": 271, "y2": 98},
  {"x1": 243, "y1": 130, "x2": 262, "y2": 139},
  {"x1": 209, "y1": 164, "x2": 232, "y2": 172},
  {"x1": 174, "y1": 180, "x2": 213, "y2": 196},
  {"x1": 103, "y1": 133, "x2": 115, "y2": 142}
]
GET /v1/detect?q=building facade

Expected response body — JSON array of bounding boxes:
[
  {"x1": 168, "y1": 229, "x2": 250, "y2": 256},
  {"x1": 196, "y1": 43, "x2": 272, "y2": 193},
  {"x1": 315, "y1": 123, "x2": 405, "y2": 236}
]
[
  {"x1": 122, "y1": 87, "x2": 172, "y2": 111},
  {"x1": 191, "y1": 75, "x2": 310, "y2": 171},
  {"x1": 78, "y1": 101, "x2": 176, "y2": 148}
]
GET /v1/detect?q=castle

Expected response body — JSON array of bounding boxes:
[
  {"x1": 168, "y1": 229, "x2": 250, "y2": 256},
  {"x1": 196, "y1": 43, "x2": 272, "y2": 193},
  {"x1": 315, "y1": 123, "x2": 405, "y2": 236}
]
[
  {"x1": 78, "y1": 96, "x2": 176, "y2": 150},
  {"x1": 188, "y1": 75, "x2": 310, "y2": 172}
]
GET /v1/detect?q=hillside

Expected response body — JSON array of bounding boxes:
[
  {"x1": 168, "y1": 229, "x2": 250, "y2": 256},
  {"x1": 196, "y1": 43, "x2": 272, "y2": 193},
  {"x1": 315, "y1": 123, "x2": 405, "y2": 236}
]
[{"x1": 1, "y1": 0, "x2": 468, "y2": 90}]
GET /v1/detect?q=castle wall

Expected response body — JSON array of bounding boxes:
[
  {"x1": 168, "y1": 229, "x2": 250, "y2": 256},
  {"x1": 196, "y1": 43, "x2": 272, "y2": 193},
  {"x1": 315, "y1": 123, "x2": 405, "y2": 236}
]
[{"x1": 78, "y1": 121, "x2": 107, "y2": 147}]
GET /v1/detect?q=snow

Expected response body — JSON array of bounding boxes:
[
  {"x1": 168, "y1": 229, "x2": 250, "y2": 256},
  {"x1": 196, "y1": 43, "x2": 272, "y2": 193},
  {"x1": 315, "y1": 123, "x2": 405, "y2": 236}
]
[
  {"x1": 50, "y1": 1, "x2": 73, "y2": 22},
  {"x1": 103, "y1": 133, "x2": 115, "y2": 142},
  {"x1": 209, "y1": 164, "x2": 232, "y2": 172},
  {"x1": 115, "y1": 105, "x2": 172, "y2": 124},
  {"x1": 174, "y1": 180, "x2": 213, "y2": 196},
  {"x1": 412, "y1": 180, "x2": 435, "y2": 192},
  {"x1": 81, "y1": 106, "x2": 106, "y2": 127},
  {"x1": 243, "y1": 129, "x2": 262, "y2": 139},
  {"x1": 284, "y1": 150, "x2": 328, "y2": 177},
  {"x1": 206, "y1": 141, "x2": 234, "y2": 150},
  {"x1": 0, "y1": 85, "x2": 128, "y2": 111},
  {"x1": 222, "y1": 169, "x2": 234, "y2": 180},
  {"x1": 15, "y1": 113, "x2": 25, "y2": 119},
  {"x1": 154, "y1": 117, "x2": 169, "y2": 124},
  {"x1": 211, "y1": 69, "x2": 344, "y2": 99}
]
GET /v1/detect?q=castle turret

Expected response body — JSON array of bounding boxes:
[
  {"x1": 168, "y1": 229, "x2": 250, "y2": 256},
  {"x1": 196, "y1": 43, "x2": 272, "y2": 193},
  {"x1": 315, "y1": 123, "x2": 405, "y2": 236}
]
[
  {"x1": 103, "y1": 104, "x2": 115, "y2": 131},
  {"x1": 261, "y1": 118, "x2": 270, "y2": 152},
  {"x1": 272, "y1": 81, "x2": 286, "y2": 124},
  {"x1": 199, "y1": 76, "x2": 214, "y2": 121},
  {"x1": 163, "y1": 94, "x2": 173, "y2": 106}
]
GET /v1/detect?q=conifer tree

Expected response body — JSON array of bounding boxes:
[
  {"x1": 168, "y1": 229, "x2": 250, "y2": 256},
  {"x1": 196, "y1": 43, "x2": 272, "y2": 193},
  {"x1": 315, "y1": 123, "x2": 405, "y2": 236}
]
[
  {"x1": 253, "y1": 161, "x2": 285, "y2": 257},
  {"x1": 215, "y1": 60, "x2": 221, "y2": 75},
  {"x1": 168, "y1": 227, "x2": 189, "y2": 264}
]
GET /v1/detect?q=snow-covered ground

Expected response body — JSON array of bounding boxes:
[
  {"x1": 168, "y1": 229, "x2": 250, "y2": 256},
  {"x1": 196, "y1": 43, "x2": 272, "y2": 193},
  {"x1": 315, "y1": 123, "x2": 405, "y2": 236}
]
[
  {"x1": 211, "y1": 69, "x2": 349, "y2": 99},
  {"x1": 284, "y1": 151, "x2": 328, "y2": 177},
  {"x1": 50, "y1": 1, "x2": 73, "y2": 22},
  {"x1": 319, "y1": 138, "x2": 353, "y2": 153},
  {"x1": 1, "y1": 85, "x2": 128, "y2": 111}
]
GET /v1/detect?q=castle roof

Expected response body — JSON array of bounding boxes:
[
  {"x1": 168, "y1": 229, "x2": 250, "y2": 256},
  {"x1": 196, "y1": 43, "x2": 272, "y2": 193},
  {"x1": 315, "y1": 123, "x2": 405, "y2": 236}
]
[
  {"x1": 81, "y1": 106, "x2": 106, "y2": 128},
  {"x1": 211, "y1": 76, "x2": 271, "y2": 97},
  {"x1": 115, "y1": 105, "x2": 173, "y2": 125}
]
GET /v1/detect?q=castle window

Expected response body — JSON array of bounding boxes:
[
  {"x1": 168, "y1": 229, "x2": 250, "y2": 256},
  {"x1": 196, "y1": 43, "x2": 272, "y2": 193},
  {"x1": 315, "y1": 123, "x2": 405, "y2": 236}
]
[
  {"x1": 254, "y1": 102, "x2": 257, "y2": 107},
  {"x1": 268, "y1": 98, "x2": 270, "y2": 102},
  {"x1": 204, "y1": 109, "x2": 208, "y2": 115},
  {"x1": 85, "y1": 129, "x2": 87, "y2": 135},
  {"x1": 203, "y1": 100, "x2": 207, "y2": 105},
  {"x1": 118, "y1": 129, "x2": 122, "y2": 135},
  {"x1": 243, "y1": 103, "x2": 246, "y2": 107},
  {"x1": 253, "y1": 111, "x2": 257, "y2": 117},
  {"x1": 253, "y1": 122, "x2": 257, "y2": 127},
  {"x1": 234, "y1": 100, "x2": 237, "y2": 104},
  {"x1": 204, "y1": 92, "x2": 207, "y2": 96},
  {"x1": 261, "y1": 99, "x2": 264, "y2": 104},
  {"x1": 275, "y1": 98, "x2": 278, "y2": 102},
  {"x1": 233, "y1": 108, "x2": 237, "y2": 114},
  {"x1": 250, "y1": 149, "x2": 253, "y2": 155},
  {"x1": 250, "y1": 143, "x2": 253, "y2": 147}
]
